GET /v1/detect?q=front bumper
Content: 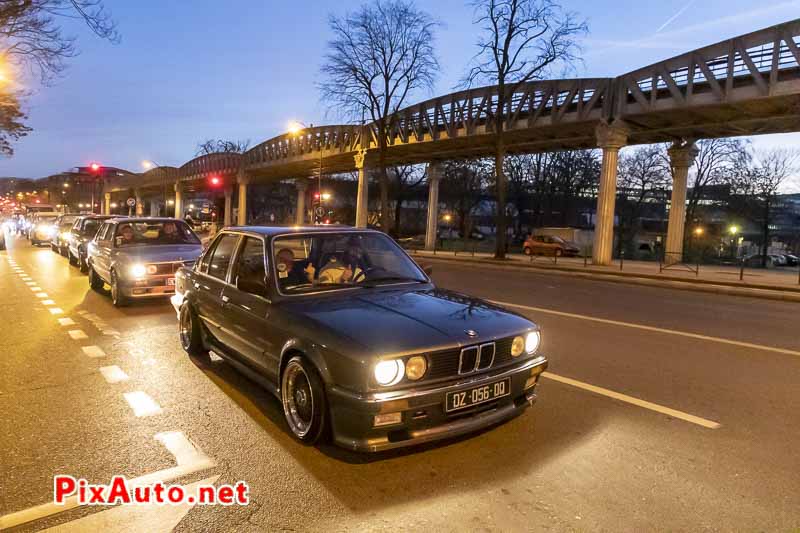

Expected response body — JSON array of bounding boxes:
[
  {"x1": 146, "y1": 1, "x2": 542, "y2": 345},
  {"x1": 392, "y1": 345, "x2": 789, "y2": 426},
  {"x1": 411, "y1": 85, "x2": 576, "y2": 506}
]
[
  {"x1": 120, "y1": 276, "x2": 177, "y2": 299},
  {"x1": 328, "y1": 355, "x2": 548, "y2": 452}
]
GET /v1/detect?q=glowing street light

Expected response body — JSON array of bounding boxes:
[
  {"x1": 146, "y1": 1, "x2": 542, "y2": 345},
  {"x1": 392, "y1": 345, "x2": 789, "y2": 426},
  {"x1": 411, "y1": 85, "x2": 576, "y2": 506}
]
[
  {"x1": 728, "y1": 225, "x2": 739, "y2": 235},
  {"x1": 288, "y1": 121, "x2": 306, "y2": 135},
  {"x1": 443, "y1": 214, "x2": 452, "y2": 223},
  {"x1": 693, "y1": 227, "x2": 704, "y2": 236}
]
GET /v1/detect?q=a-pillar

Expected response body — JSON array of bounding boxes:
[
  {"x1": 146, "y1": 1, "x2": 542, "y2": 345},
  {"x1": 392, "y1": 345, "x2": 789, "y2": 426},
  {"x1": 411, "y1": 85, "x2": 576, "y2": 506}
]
[
  {"x1": 103, "y1": 193, "x2": 111, "y2": 215},
  {"x1": 295, "y1": 179, "x2": 307, "y2": 225},
  {"x1": 665, "y1": 141, "x2": 699, "y2": 264},
  {"x1": 425, "y1": 162, "x2": 443, "y2": 250},
  {"x1": 237, "y1": 171, "x2": 250, "y2": 226},
  {"x1": 354, "y1": 150, "x2": 369, "y2": 228},
  {"x1": 174, "y1": 182, "x2": 183, "y2": 220},
  {"x1": 592, "y1": 121, "x2": 629, "y2": 265},
  {"x1": 135, "y1": 189, "x2": 144, "y2": 216},
  {"x1": 223, "y1": 186, "x2": 233, "y2": 227}
]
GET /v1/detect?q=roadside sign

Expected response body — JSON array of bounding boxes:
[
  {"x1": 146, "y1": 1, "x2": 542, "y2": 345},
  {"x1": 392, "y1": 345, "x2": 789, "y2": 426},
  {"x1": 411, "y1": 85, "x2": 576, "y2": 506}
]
[
  {"x1": 314, "y1": 206, "x2": 325, "y2": 218},
  {"x1": 126, "y1": 198, "x2": 136, "y2": 207}
]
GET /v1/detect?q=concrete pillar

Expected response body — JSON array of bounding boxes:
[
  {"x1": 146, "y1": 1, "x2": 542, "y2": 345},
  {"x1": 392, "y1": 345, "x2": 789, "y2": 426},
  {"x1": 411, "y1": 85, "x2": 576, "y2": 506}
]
[
  {"x1": 237, "y1": 171, "x2": 250, "y2": 226},
  {"x1": 425, "y1": 163, "x2": 443, "y2": 251},
  {"x1": 665, "y1": 142, "x2": 699, "y2": 264},
  {"x1": 592, "y1": 121, "x2": 630, "y2": 265},
  {"x1": 295, "y1": 179, "x2": 307, "y2": 225},
  {"x1": 150, "y1": 201, "x2": 160, "y2": 217},
  {"x1": 135, "y1": 189, "x2": 144, "y2": 216},
  {"x1": 103, "y1": 193, "x2": 111, "y2": 216},
  {"x1": 354, "y1": 150, "x2": 369, "y2": 228},
  {"x1": 174, "y1": 182, "x2": 183, "y2": 220},
  {"x1": 223, "y1": 186, "x2": 233, "y2": 227}
]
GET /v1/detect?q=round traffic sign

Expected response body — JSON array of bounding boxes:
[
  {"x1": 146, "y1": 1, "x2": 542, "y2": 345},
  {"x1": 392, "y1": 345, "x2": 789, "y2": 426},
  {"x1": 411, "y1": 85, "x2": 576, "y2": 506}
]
[
  {"x1": 126, "y1": 197, "x2": 136, "y2": 207},
  {"x1": 314, "y1": 206, "x2": 325, "y2": 217}
]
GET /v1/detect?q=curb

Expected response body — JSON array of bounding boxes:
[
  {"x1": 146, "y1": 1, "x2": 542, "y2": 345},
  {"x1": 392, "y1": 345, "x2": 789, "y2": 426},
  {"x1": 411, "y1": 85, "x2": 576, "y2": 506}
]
[{"x1": 413, "y1": 254, "x2": 800, "y2": 303}]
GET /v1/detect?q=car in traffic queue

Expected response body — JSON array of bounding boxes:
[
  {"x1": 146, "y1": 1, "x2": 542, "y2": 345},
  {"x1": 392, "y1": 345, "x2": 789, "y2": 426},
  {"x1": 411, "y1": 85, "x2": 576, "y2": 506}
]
[
  {"x1": 86, "y1": 217, "x2": 203, "y2": 307},
  {"x1": 523, "y1": 234, "x2": 581, "y2": 257},
  {"x1": 50, "y1": 213, "x2": 80, "y2": 256},
  {"x1": 171, "y1": 226, "x2": 548, "y2": 452},
  {"x1": 29, "y1": 213, "x2": 60, "y2": 246},
  {"x1": 68, "y1": 215, "x2": 116, "y2": 272}
]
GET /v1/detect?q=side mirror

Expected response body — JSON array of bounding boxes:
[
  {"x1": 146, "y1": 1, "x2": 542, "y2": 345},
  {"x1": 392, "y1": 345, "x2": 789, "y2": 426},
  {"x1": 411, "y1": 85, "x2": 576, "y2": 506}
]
[{"x1": 422, "y1": 264, "x2": 433, "y2": 276}]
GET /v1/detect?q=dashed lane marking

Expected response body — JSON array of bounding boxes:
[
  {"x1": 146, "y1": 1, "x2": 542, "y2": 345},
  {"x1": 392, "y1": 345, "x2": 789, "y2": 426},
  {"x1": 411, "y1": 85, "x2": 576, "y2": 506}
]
[
  {"x1": 41, "y1": 299, "x2": 56, "y2": 306},
  {"x1": 57, "y1": 318, "x2": 76, "y2": 326},
  {"x1": 99, "y1": 365, "x2": 129, "y2": 383},
  {"x1": 490, "y1": 299, "x2": 800, "y2": 358},
  {"x1": 154, "y1": 432, "x2": 209, "y2": 466},
  {"x1": 35, "y1": 292, "x2": 48, "y2": 298},
  {"x1": 0, "y1": 434, "x2": 216, "y2": 530},
  {"x1": 542, "y1": 372, "x2": 721, "y2": 429},
  {"x1": 81, "y1": 345, "x2": 106, "y2": 358},
  {"x1": 67, "y1": 330, "x2": 88, "y2": 340},
  {"x1": 30, "y1": 286, "x2": 41, "y2": 292},
  {"x1": 48, "y1": 308, "x2": 63, "y2": 315},
  {"x1": 123, "y1": 391, "x2": 162, "y2": 417}
]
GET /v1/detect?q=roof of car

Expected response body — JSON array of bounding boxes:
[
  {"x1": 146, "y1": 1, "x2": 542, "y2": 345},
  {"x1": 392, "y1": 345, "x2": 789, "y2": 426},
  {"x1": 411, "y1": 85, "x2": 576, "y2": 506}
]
[
  {"x1": 107, "y1": 217, "x2": 183, "y2": 224},
  {"x1": 224, "y1": 225, "x2": 376, "y2": 237}
]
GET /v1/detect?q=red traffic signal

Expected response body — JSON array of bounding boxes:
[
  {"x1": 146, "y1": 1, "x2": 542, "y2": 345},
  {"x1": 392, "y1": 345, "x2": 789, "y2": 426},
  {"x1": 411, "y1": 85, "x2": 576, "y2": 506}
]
[
  {"x1": 209, "y1": 176, "x2": 222, "y2": 186},
  {"x1": 90, "y1": 163, "x2": 101, "y2": 172}
]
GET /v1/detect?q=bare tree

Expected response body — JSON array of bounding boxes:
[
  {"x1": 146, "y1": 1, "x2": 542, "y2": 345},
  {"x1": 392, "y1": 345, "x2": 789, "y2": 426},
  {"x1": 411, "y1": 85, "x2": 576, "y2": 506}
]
[
  {"x1": 617, "y1": 145, "x2": 670, "y2": 255},
  {"x1": 1, "y1": 0, "x2": 119, "y2": 85},
  {"x1": 390, "y1": 164, "x2": 426, "y2": 236},
  {"x1": 319, "y1": 0, "x2": 440, "y2": 231},
  {"x1": 686, "y1": 138, "x2": 748, "y2": 224},
  {"x1": 729, "y1": 147, "x2": 799, "y2": 267},
  {"x1": 465, "y1": 0, "x2": 587, "y2": 258},
  {"x1": 195, "y1": 139, "x2": 250, "y2": 156},
  {"x1": 440, "y1": 159, "x2": 492, "y2": 238},
  {"x1": 0, "y1": 87, "x2": 31, "y2": 156}
]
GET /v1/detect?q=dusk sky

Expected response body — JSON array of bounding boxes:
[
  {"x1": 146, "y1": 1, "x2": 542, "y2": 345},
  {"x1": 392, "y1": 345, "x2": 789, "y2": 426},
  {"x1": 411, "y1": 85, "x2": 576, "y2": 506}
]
[{"x1": 2, "y1": 0, "x2": 799, "y2": 178}]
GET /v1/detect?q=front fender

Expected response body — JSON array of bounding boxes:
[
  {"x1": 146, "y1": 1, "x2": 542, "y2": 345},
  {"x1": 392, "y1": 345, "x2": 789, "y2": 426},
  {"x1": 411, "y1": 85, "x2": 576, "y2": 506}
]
[{"x1": 279, "y1": 338, "x2": 334, "y2": 390}]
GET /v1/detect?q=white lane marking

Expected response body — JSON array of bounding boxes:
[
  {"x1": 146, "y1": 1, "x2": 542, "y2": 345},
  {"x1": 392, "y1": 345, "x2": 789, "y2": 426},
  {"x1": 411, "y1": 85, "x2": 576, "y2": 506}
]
[
  {"x1": 99, "y1": 365, "x2": 129, "y2": 383},
  {"x1": 154, "y1": 432, "x2": 208, "y2": 466},
  {"x1": 67, "y1": 330, "x2": 88, "y2": 340},
  {"x1": 124, "y1": 391, "x2": 162, "y2": 417},
  {"x1": 57, "y1": 318, "x2": 76, "y2": 326},
  {"x1": 48, "y1": 308, "x2": 63, "y2": 315},
  {"x1": 39, "y1": 475, "x2": 220, "y2": 533},
  {"x1": 41, "y1": 299, "x2": 56, "y2": 306},
  {"x1": 81, "y1": 345, "x2": 106, "y2": 358},
  {"x1": 76, "y1": 310, "x2": 88, "y2": 315},
  {"x1": 0, "y1": 458, "x2": 216, "y2": 530},
  {"x1": 542, "y1": 372, "x2": 721, "y2": 429},
  {"x1": 35, "y1": 292, "x2": 48, "y2": 298},
  {"x1": 490, "y1": 299, "x2": 800, "y2": 358},
  {"x1": 30, "y1": 286, "x2": 41, "y2": 292},
  {"x1": 102, "y1": 329, "x2": 120, "y2": 337},
  {"x1": 25, "y1": 282, "x2": 36, "y2": 286}
]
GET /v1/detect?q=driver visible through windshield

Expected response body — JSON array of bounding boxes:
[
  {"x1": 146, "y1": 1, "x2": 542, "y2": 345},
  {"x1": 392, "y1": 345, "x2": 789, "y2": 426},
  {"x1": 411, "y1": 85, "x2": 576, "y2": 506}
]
[
  {"x1": 114, "y1": 221, "x2": 200, "y2": 247},
  {"x1": 273, "y1": 232, "x2": 426, "y2": 294}
]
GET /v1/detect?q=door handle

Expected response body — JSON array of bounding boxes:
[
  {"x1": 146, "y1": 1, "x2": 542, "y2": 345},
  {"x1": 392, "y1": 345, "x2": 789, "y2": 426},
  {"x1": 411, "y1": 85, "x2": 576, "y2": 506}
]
[{"x1": 221, "y1": 295, "x2": 230, "y2": 303}]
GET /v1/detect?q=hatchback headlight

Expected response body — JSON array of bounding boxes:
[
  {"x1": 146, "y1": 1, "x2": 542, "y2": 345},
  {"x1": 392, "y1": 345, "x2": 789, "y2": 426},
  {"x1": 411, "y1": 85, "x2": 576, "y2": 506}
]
[
  {"x1": 130, "y1": 264, "x2": 147, "y2": 278},
  {"x1": 525, "y1": 331, "x2": 541, "y2": 354},
  {"x1": 374, "y1": 359, "x2": 404, "y2": 386}
]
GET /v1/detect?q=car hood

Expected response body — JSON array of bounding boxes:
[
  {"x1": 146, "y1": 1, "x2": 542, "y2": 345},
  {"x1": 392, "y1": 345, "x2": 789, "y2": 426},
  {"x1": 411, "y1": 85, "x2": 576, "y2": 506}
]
[
  {"x1": 286, "y1": 287, "x2": 535, "y2": 356},
  {"x1": 113, "y1": 244, "x2": 202, "y2": 263}
]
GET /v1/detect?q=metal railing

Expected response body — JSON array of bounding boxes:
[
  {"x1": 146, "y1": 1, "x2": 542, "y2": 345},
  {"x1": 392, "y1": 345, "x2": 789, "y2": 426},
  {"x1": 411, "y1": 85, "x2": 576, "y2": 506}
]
[{"x1": 659, "y1": 252, "x2": 700, "y2": 276}]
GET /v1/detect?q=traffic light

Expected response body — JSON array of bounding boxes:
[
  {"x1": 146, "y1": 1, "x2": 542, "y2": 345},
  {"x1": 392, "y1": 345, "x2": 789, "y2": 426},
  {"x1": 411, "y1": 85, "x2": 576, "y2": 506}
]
[
  {"x1": 209, "y1": 175, "x2": 222, "y2": 187},
  {"x1": 90, "y1": 163, "x2": 100, "y2": 172}
]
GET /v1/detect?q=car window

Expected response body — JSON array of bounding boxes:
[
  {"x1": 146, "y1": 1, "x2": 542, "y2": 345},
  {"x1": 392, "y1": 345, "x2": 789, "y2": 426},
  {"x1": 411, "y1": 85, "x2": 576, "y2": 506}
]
[
  {"x1": 232, "y1": 237, "x2": 268, "y2": 297},
  {"x1": 114, "y1": 221, "x2": 199, "y2": 247},
  {"x1": 81, "y1": 218, "x2": 103, "y2": 237},
  {"x1": 207, "y1": 234, "x2": 239, "y2": 281}
]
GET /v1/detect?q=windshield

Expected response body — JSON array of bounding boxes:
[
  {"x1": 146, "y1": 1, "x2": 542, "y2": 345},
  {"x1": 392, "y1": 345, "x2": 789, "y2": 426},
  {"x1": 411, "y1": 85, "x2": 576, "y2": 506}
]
[
  {"x1": 81, "y1": 219, "x2": 105, "y2": 236},
  {"x1": 114, "y1": 221, "x2": 200, "y2": 247},
  {"x1": 36, "y1": 216, "x2": 57, "y2": 224},
  {"x1": 273, "y1": 232, "x2": 426, "y2": 294},
  {"x1": 59, "y1": 216, "x2": 78, "y2": 228}
]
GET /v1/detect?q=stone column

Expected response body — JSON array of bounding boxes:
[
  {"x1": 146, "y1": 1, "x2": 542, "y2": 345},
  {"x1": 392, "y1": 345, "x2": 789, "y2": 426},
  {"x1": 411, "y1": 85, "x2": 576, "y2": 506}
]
[
  {"x1": 135, "y1": 189, "x2": 144, "y2": 216},
  {"x1": 354, "y1": 150, "x2": 369, "y2": 228},
  {"x1": 665, "y1": 141, "x2": 699, "y2": 264},
  {"x1": 174, "y1": 182, "x2": 183, "y2": 220},
  {"x1": 592, "y1": 121, "x2": 630, "y2": 265},
  {"x1": 295, "y1": 179, "x2": 308, "y2": 225},
  {"x1": 425, "y1": 162, "x2": 443, "y2": 251},
  {"x1": 103, "y1": 193, "x2": 111, "y2": 215},
  {"x1": 237, "y1": 171, "x2": 250, "y2": 226},
  {"x1": 223, "y1": 186, "x2": 233, "y2": 227}
]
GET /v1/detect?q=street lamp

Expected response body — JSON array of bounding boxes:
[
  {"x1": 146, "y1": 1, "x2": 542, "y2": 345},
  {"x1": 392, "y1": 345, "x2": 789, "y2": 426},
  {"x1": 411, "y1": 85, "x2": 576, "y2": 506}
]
[
  {"x1": 289, "y1": 120, "x2": 326, "y2": 224},
  {"x1": 693, "y1": 227, "x2": 704, "y2": 236}
]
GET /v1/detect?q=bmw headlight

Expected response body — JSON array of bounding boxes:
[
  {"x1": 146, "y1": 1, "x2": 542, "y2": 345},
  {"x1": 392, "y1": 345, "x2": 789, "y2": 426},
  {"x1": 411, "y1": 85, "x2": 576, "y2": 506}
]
[
  {"x1": 511, "y1": 336, "x2": 525, "y2": 357},
  {"x1": 374, "y1": 359, "x2": 404, "y2": 386},
  {"x1": 130, "y1": 264, "x2": 147, "y2": 279},
  {"x1": 405, "y1": 356, "x2": 427, "y2": 380},
  {"x1": 525, "y1": 331, "x2": 541, "y2": 354}
]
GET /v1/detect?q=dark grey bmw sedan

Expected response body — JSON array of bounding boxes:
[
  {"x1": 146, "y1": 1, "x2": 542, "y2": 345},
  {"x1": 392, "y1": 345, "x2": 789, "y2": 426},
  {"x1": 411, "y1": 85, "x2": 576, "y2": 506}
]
[{"x1": 172, "y1": 226, "x2": 548, "y2": 452}]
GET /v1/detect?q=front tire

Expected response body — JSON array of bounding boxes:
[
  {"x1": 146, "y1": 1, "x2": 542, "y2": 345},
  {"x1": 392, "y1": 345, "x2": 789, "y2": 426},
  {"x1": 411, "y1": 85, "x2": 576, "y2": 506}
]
[
  {"x1": 68, "y1": 251, "x2": 78, "y2": 266},
  {"x1": 110, "y1": 271, "x2": 128, "y2": 307},
  {"x1": 281, "y1": 356, "x2": 327, "y2": 444},
  {"x1": 78, "y1": 252, "x2": 88, "y2": 273},
  {"x1": 179, "y1": 303, "x2": 207, "y2": 358},
  {"x1": 88, "y1": 264, "x2": 103, "y2": 291}
]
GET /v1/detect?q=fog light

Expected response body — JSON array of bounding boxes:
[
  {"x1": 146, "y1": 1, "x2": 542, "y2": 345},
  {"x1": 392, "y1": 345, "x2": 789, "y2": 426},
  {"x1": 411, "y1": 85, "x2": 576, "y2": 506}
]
[
  {"x1": 373, "y1": 412, "x2": 402, "y2": 427},
  {"x1": 146, "y1": 264, "x2": 158, "y2": 275},
  {"x1": 511, "y1": 336, "x2": 525, "y2": 357},
  {"x1": 405, "y1": 356, "x2": 427, "y2": 380}
]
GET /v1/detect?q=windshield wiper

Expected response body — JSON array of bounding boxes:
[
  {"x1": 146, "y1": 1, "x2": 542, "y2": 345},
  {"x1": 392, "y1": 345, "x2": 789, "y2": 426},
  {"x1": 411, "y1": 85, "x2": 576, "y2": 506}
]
[{"x1": 361, "y1": 276, "x2": 426, "y2": 287}]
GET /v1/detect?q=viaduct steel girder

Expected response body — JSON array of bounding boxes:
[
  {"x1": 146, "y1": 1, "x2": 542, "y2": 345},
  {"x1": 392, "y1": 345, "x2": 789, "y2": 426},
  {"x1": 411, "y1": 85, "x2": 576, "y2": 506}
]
[{"x1": 109, "y1": 18, "x2": 800, "y2": 192}]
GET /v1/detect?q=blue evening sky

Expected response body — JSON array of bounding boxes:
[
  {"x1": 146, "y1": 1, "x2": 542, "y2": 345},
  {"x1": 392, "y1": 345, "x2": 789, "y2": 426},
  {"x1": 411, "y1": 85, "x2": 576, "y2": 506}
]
[{"x1": 2, "y1": 0, "x2": 799, "y2": 178}]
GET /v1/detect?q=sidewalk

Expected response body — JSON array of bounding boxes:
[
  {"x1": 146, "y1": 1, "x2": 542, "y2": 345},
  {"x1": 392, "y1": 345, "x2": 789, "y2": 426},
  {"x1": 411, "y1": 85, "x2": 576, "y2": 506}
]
[{"x1": 407, "y1": 249, "x2": 800, "y2": 302}]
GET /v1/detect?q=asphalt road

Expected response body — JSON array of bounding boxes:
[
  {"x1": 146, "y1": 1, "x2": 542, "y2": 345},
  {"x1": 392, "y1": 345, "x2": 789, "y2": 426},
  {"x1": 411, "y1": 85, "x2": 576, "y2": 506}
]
[{"x1": 1, "y1": 234, "x2": 799, "y2": 532}]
